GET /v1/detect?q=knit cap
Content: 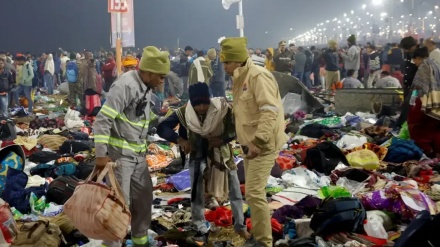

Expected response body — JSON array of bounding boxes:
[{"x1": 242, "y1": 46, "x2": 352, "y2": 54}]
[
  {"x1": 139, "y1": 46, "x2": 170, "y2": 75},
  {"x1": 220, "y1": 37, "x2": 249, "y2": 63},
  {"x1": 189, "y1": 83, "x2": 211, "y2": 106}
]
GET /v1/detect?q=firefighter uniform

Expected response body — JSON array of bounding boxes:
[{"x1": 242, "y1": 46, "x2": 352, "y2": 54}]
[{"x1": 94, "y1": 46, "x2": 170, "y2": 247}]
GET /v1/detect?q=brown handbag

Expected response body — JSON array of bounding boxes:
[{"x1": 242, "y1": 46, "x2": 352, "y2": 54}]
[
  {"x1": 63, "y1": 162, "x2": 131, "y2": 241},
  {"x1": 12, "y1": 220, "x2": 63, "y2": 247}
]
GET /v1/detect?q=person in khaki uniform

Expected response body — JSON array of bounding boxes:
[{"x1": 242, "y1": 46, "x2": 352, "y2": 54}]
[{"x1": 220, "y1": 37, "x2": 288, "y2": 247}]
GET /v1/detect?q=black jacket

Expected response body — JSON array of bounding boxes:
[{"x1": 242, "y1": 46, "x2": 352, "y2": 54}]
[
  {"x1": 403, "y1": 52, "x2": 418, "y2": 88},
  {"x1": 323, "y1": 49, "x2": 339, "y2": 71},
  {"x1": 179, "y1": 53, "x2": 191, "y2": 77},
  {"x1": 387, "y1": 47, "x2": 404, "y2": 66},
  {"x1": 0, "y1": 70, "x2": 12, "y2": 93}
]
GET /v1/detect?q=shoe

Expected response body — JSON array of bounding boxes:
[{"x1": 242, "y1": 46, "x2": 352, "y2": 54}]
[
  {"x1": 186, "y1": 232, "x2": 209, "y2": 246},
  {"x1": 213, "y1": 240, "x2": 234, "y2": 247},
  {"x1": 242, "y1": 237, "x2": 264, "y2": 247},
  {"x1": 205, "y1": 196, "x2": 219, "y2": 210}
]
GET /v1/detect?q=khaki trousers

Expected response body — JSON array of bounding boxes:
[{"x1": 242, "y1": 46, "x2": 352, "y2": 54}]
[
  {"x1": 244, "y1": 151, "x2": 277, "y2": 247},
  {"x1": 325, "y1": 70, "x2": 340, "y2": 91}
]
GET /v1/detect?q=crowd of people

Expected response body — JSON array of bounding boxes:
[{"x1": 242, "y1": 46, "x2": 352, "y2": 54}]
[
  {"x1": 0, "y1": 31, "x2": 440, "y2": 247},
  {"x1": 247, "y1": 35, "x2": 436, "y2": 93}
]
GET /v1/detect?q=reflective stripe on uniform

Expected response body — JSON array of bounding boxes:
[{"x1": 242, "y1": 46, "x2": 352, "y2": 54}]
[
  {"x1": 94, "y1": 135, "x2": 147, "y2": 153},
  {"x1": 94, "y1": 135, "x2": 110, "y2": 144},
  {"x1": 132, "y1": 236, "x2": 148, "y2": 245},
  {"x1": 101, "y1": 105, "x2": 150, "y2": 128},
  {"x1": 101, "y1": 105, "x2": 119, "y2": 118},
  {"x1": 150, "y1": 111, "x2": 157, "y2": 121},
  {"x1": 260, "y1": 104, "x2": 279, "y2": 113}
]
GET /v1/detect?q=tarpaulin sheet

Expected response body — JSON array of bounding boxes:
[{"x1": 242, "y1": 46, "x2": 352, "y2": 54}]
[{"x1": 272, "y1": 72, "x2": 324, "y2": 114}]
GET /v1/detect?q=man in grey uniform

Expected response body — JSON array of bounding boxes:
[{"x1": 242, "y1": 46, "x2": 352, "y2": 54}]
[{"x1": 94, "y1": 46, "x2": 170, "y2": 247}]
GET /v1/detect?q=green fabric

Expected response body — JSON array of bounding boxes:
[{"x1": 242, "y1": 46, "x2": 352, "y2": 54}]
[
  {"x1": 399, "y1": 122, "x2": 410, "y2": 140},
  {"x1": 188, "y1": 61, "x2": 213, "y2": 85},
  {"x1": 139, "y1": 46, "x2": 170, "y2": 75},
  {"x1": 220, "y1": 37, "x2": 249, "y2": 63}
]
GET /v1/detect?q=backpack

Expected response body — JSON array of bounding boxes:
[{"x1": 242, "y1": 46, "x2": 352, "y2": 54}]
[
  {"x1": 395, "y1": 210, "x2": 440, "y2": 247},
  {"x1": 66, "y1": 61, "x2": 78, "y2": 83},
  {"x1": 0, "y1": 116, "x2": 16, "y2": 141},
  {"x1": 303, "y1": 142, "x2": 350, "y2": 175},
  {"x1": 310, "y1": 197, "x2": 366, "y2": 236},
  {"x1": 46, "y1": 176, "x2": 81, "y2": 205}
]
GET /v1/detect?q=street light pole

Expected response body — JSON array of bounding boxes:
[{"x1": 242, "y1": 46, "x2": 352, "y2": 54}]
[
  {"x1": 223, "y1": 0, "x2": 244, "y2": 37},
  {"x1": 116, "y1": 12, "x2": 122, "y2": 76},
  {"x1": 238, "y1": 0, "x2": 244, "y2": 37}
]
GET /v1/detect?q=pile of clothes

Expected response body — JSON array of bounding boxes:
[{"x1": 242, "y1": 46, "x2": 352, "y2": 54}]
[{"x1": 0, "y1": 89, "x2": 440, "y2": 247}]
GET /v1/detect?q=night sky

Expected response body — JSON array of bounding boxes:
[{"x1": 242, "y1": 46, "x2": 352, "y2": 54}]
[{"x1": 2, "y1": 0, "x2": 368, "y2": 53}]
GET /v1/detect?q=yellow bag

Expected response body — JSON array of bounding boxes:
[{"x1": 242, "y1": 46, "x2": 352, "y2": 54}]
[
  {"x1": 346, "y1": 149, "x2": 380, "y2": 170},
  {"x1": 31, "y1": 89, "x2": 35, "y2": 102}
]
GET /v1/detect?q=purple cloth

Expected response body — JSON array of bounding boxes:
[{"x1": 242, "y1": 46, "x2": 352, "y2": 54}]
[{"x1": 272, "y1": 196, "x2": 322, "y2": 224}]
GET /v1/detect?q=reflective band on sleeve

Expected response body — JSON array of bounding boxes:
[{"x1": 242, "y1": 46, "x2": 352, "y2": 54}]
[
  {"x1": 101, "y1": 105, "x2": 151, "y2": 128},
  {"x1": 150, "y1": 111, "x2": 157, "y2": 121},
  {"x1": 101, "y1": 105, "x2": 119, "y2": 118},
  {"x1": 94, "y1": 135, "x2": 110, "y2": 144},
  {"x1": 132, "y1": 236, "x2": 148, "y2": 245},
  {"x1": 260, "y1": 105, "x2": 279, "y2": 112},
  {"x1": 100, "y1": 108, "x2": 116, "y2": 119},
  {"x1": 116, "y1": 114, "x2": 149, "y2": 127}
]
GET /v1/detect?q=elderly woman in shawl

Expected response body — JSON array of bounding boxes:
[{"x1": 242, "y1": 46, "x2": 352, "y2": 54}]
[
  {"x1": 408, "y1": 47, "x2": 440, "y2": 158},
  {"x1": 157, "y1": 83, "x2": 249, "y2": 244}
]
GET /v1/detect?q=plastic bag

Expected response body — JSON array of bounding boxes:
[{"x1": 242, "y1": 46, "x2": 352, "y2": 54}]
[
  {"x1": 29, "y1": 192, "x2": 47, "y2": 215},
  {"x1": 318, "y1": 186, "x2": 351, "y2": 199},
  {"x1": 336, "y1": 177, "x2": 366, "y2": 195},
  {"x1": 399, "y1": 122, "x2": 410, "y2": 140},
  {"x1": 166, "y1": 169, "x2": 191, "y2": 191},
  {"x1": 0, "y1": 198, "x2": 17, "y2": 245},
  {"x1": 346, "y1": 149, "x2": 380, "y2": 170},
  {"x1": 282, "y1": 93, "x2": 303, "y2": 115}
]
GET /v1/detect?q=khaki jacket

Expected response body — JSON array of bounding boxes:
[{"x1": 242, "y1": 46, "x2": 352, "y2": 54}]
[{"x1": 232, "y1": 58, "x2": 288, "y2": 154}]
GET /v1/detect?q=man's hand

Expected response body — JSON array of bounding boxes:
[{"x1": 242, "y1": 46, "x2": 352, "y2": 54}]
[
  {"x1": 96, "y1": 157, "x2": 111, "y2": 170},
  {"x1": 246, "y1": 142, "x2": 261, "y2": 159},
  {"x1": 209, "y1": 138, "x2": 224, "y2": 148},
  {"x1": 0, "y1": 92, "x2": 6, "y2": 96},
  {"x1": 177, "y1": 137, "x2": 191, "y2": 155}
]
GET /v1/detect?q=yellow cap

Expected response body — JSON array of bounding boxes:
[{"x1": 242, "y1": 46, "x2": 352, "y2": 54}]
[
  {"x1": 220, "y1": 37, "x2": 249, "y2": 63},
  {"x1": 139, "y1": 46, "x2": 170, "y2": 74}
]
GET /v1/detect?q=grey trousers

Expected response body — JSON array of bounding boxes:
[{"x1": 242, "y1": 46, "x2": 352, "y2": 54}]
[
  {"x1": 168, "y1": 75, "x2": 183, "y2": 97},
  {"x1": 102, "y1": 156, "x2": 153, "y2": 247},
  {"x1": 189, "y1": 160, "x2": 246, "y2": 234},
  {"x1": 181, "y1": 76, "x2": 189, "y2": 95}
]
